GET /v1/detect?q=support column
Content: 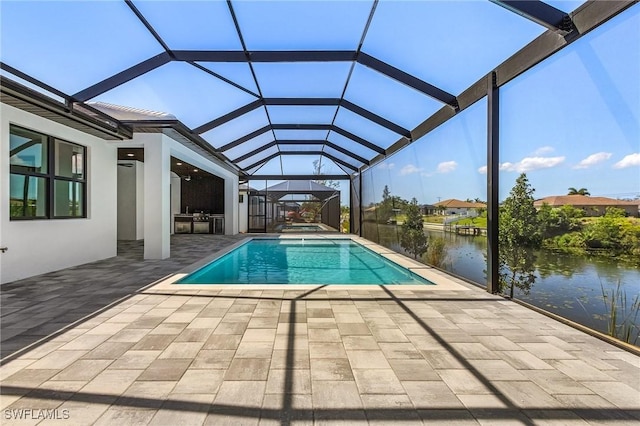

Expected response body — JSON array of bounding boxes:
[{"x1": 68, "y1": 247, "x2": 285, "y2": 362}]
[
  {"x1": 224, "y1": 178, "x2": 238, "y2": 235},
  {"x1": 358, "y1": 174, "x2": 363, "y2": 237},
  {"x1": 487, "y1": 71, "x2": 500, "y2": 294},
  {"x1": 144, "y1": 136, "x2": 170, "y2": 259}
]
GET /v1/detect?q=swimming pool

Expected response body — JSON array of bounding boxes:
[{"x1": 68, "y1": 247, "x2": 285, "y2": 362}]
[{"x1": 177, "y1": 238, "x2": 433, "y2": 285}]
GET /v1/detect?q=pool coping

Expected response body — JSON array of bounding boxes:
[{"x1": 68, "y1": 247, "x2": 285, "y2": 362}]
[{"x1": 148, "y1": 234, "x2": 473, "y2": 292}]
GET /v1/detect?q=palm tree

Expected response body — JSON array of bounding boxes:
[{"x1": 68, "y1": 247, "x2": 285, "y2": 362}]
[{"x1": 568, "y1": 187, "x2": 590, "y2": 196}]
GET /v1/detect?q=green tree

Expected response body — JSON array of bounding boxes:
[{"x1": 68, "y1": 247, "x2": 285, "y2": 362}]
[
  {"x1": 400, "y1": 198, "x2": 428, "y2": 259},
  {"x1": 538, "y1": 203, "x2": 583, "y2": 238},
  {"x1": 377, "y1": 185, "x2": 396, "y2": 224},
  {"x1": 582, "y1": 207, "x2": 637, "y2": 253},
  {"x1": 301, "y1": 159, "x2": 340, "y2": 221},
  {"x1": 568, "y1": 187, "x2": 590, "y2": 196},
  {"x1": 499, "y1": 173, "x2": 542, "y2": 298}
]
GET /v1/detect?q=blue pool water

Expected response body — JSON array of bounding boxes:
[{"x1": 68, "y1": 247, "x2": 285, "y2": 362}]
[{"x1": 177, "y1": 239, "x2": 433, "y2": 285}]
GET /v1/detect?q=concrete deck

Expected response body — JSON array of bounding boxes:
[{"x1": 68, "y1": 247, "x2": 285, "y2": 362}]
[{"x1": 1, "y1": 234, "x2": 639, "y2": 425}]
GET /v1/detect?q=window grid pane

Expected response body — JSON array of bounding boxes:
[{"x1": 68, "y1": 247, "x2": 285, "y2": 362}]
[
  {"x1": 54, "y1": 180, "x2": 84, "y2": 217},
  {"x1": 9, "y1": 174, "x2": 48, "y2": 218},
  {"x1": 10, "y1": 126, "x2": 48, "y2": 174}
]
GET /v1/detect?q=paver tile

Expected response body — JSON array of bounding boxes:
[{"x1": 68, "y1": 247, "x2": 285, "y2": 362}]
[
  {"x1": 214, "y1": 380, "x2": 266, "y2": 407},
  {"x1": 437, "y1": 369, "x2": 492, "y2": 395},
  {"x1": 265, "y1": 369, "x2": 311, "y2": 394},
  {"x1": 353, "y1": 368, "x2": 405, "y2": 394},
  {"x1": 25, "y1": 350, "x2": 87, "y2": 370},
  {"x1": 149, "y1": 393, "x2": 213, "y2": 426},
  {"x1": 388, "y1": 358, "x2": 440, "y2": 381},
  {"x1": 309, "y1": 342, "x2": 346, "y2": 359},
  {"x1": 311, "y1": 381, "x2": 363, "y2": 409},
  {"x1": 492, "y1": 381, "x2": 564, "y2": 408},
  {"x1": 94, "y1": 408, "x2": 157, "y2": 426},
  {"x1": 173, "y1": 369, "x2": 225, "y2": 394},
  {"x1": 402, "y1": 381, "x2": 464, "y2": 409},
  {"x1": 138, "y1": 359, "x2": 191, "y2": 381},
  {"x1": 191, "y1": 349, "x2": 235, "y2": 369},
  {"x1": 203, "y1": 334, "x2": 242, "y2": 350},
  {"x1": 52, "y1": 359, "x2": 112, "y2": 381},
  {"x1": 310, "y1": 358, "x2": 354, "y2": 381},
  {"x1": 224, "y1": 358, "x2": 271, "y2": 380},
  {"x1": 270, "y1": 349, "x2": 310, "y2": 370},
  {"x1": 346, "y1": 350, "x2": 391, "y2": 369},
  {"x1": 109, "y1": 350, "x2": 161, "y2": 369},
  {"x1": 158, "y1": 342, "x2": 204, "y2": 359},
  {"x1": 308, "y1": 328, "x2": 342, "y2": 342},
  {"x1": 81, "y1": 369, "x2": 142, "y2": 396},
  {"x1": 520, "y1": 369, "x2": 594, "y2": 395},
  {"x1": 581, "y1": 381, "x2": 640, "y2": 409},
  {"x1": 131, "y1": 334, "x2": 175, "y2": 351}
]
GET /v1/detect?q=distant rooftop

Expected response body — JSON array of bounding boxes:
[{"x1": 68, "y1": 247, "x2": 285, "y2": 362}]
[{"x1": 534, "y1": 194, "x2": 640, "y2": 207}]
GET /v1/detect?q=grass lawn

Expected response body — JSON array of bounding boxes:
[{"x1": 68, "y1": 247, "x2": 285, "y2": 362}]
[{"x1": 456, "y1": 217, "x2": 488, "y2": 228}]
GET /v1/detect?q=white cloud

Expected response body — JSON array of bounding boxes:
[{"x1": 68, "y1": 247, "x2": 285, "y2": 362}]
[
  {"x1": 613, "y1": 153, "x2": 640, "y2": 169},
  {"x1": 436, "y1": 161, "x2": 457, "y2": 174},
  {"x1": 399, "y1": 164, "x2": 423, "y2": 176},
  {"x1": 377, "y1": 162, "x2": 395, "y2": 170},
  {"x1": 478, "y1": 166, "x2": 487, "y2": 174},
  {"x1": 573, "y1": 152, "x2": 612, "y2": 169},
  {"x1": 533, "y1": 146, "x2": 555, "y2": 155},
  {"x1": 499, "y1": 156, "x2": 565, "y2": 173}
]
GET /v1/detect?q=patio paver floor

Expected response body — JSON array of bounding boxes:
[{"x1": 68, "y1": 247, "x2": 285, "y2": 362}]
[{"x1": 1, "y1": 235, "x2": 639, "y2": 425}]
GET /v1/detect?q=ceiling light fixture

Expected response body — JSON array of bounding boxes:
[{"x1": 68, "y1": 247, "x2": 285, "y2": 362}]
[
  {"x1": 126, "y1": 153, "x2": 134, "y2": 157},
  {"x1": 176, "y1": 162, "x2": 182, "y2": 166}
]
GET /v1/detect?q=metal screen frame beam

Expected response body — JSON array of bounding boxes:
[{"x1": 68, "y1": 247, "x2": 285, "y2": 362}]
[
  {"x1": 264, "y1": 98, "x2": 340, "y2": 106},
  {"x1": 341, "y1": 100, "x2": 411, "y2": 137},
  {"x1": 273, "y1": 151, "x2": 359, "y2": 171},
  {"x1": 232, "y1": 141, "x2": 278, "y2": 163},
  {"x1": 274, "y1": 140, "x2": 369, "y2": 165},
  {"x1": 73, "y1": 53, "x2": 172, "y2": 101},
  {"x1": 244, "y1": 152, "x2": 280, "y2": 171},
  {"x1": 490, "y1": 0, "x2": 575, "y2": 33},
  {"x1": 193, "y1": 100, "x2": 263, "y2": 134},
  {"x1": 218, "y1": 125, "x2": 272, "y2": 151},
  {"x1": 271, "y1": 124, "x2": 386, "y2": 154},
  {"x1": 264, "y1": 98, "x2": 409, "y2": 136},
  {"x1": 487, "y1": 72, "x2": 500, "y2": 294},
  {"x1": 357, "y1": 53, "x2": 458, "y2": 108},
  {"x1": 248, "y1": 174, "x2": 349, "y2": 180},
  {"x1": 331, "y1": 126, "x2": 385, "y2": 155},
  {"x1": 324, "y1": 141, "x2": 369, "y2": 165},
  {"x1": 171, "y1": 50, "x2": 357, "y2": 62}
]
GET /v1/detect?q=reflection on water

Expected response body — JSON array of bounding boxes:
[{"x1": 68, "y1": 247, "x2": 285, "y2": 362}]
[{"x1": 371, "y1": 225, "x2": 640, "y2": 344}]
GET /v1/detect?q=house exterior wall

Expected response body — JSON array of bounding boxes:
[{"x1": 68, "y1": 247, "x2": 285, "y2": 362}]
[
  {"x1": 239, "y1": 190, "x2": 248, "y2": 233},
  {"x1": 444, "y1": 207, "x2": 479, "y2": 217},
  {"x1": 1, "y1": 103, "x2": 117, "y2": 284},
  {"x1": 572, "y1": 205, "x2": 637, "y2": 217}
]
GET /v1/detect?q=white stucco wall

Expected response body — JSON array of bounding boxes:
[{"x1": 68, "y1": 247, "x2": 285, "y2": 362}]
[
  {"x1": 170, "y1": 171, "x2": 181, "y2": 235},
  {"x1": 239, "y1": 190, "x2": 248, "y2": 233},
  {"x1": 1, "y1": 104, "x2": 117, "y2": 284}
]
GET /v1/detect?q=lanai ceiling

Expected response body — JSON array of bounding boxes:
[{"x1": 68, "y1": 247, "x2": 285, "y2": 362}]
[{"x1": 0, "y1": 0, "x2": 589, "y2": 177}]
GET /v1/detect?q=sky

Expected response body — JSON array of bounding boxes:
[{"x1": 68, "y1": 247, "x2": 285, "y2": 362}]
[{"x1": 1, "y1": 1, "x2": 638, "y2": 207}]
